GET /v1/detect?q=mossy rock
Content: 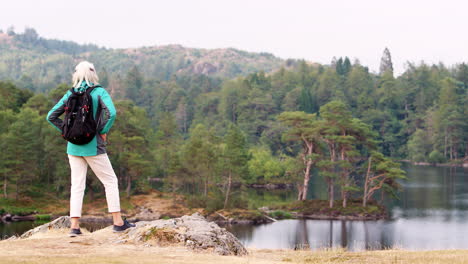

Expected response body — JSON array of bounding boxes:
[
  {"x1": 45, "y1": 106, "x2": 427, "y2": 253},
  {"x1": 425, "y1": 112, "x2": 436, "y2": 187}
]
[{"x1": 143, "y1": 227, "x2": 181, "y2": 246}]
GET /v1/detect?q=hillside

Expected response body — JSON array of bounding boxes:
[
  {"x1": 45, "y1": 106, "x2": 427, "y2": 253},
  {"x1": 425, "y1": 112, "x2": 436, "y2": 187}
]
[{"x1": 0, "y1": 30, "x2": 285, "y2": 92}]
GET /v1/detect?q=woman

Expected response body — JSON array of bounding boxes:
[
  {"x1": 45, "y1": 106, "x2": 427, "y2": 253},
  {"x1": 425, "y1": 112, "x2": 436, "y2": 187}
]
[{"x1": 47, "y1": 61, "x2": 135, "y2": 236}]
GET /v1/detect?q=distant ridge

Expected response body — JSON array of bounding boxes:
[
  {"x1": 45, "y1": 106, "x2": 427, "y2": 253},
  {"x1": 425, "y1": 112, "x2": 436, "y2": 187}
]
[{"x1": 0, "y1": 29, "x2": 289, "y2": 91}]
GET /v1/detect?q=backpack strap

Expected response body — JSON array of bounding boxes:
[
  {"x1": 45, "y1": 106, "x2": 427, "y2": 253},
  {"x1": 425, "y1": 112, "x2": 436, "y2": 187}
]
[{"x1": 88, "y1": 85, "x2": 104, "y2": 128}]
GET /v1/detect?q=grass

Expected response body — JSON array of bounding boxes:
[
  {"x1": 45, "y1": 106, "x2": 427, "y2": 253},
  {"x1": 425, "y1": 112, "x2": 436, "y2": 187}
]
[
  {"x1": 0, "y1": 189, "x2": 69, "y2": 216},
  {"x1": 209, "y1": 208, "x2": 274, "y2": 224},
  {"x1": 34, "y1": 214, "x2": 51, "y2": 221},
  {"x1": 1, "y1": 238, "x2": 468, "y2": 264},
  {"x1": 0, "y1": 198, "x2": 39, "y2": 216},
  {"x1": 269, "y1": 210, "x2": 293, "y2": 219}
]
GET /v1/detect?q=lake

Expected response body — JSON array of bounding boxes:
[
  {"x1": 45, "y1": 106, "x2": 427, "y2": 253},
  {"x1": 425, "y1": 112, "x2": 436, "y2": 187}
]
[
  {"x1": 2, "y1": 164, "x2": 468, "y2": 251},
  {"x1": 225, "y1": 164, "x2": 468, "y2": 251}
]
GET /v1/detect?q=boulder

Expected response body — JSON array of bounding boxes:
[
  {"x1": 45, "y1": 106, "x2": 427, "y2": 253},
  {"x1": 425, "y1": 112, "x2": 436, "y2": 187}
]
[
  {"x1": 18, "y1": 213, "x2": 247, "y2": 256},
  {"x1": 20, "y1": 216, "x2": 70, "y2": 239},
  {"x1": 116, "y1": 212, "x2": 247, "y2": 256},
  {"x1": 12, "y1": 215, "x2": 35, "y2": 221},
  {"x1": 1, "y1": 214, "x2": 12, "y2": 222},
  {"x1": 133, "y1": 206, "x2": 161, "y2": 221}
]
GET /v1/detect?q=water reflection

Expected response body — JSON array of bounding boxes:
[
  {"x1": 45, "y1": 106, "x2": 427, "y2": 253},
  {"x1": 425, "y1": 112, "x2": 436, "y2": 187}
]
[{"x1": 226, "y1": 214, "x2": 468, "y2": 251}]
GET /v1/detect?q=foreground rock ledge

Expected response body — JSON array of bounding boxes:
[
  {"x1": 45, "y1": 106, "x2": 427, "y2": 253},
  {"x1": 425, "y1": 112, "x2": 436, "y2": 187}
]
[{"x1": 17, "y1": 213, "x2": 247, "y2": 256}]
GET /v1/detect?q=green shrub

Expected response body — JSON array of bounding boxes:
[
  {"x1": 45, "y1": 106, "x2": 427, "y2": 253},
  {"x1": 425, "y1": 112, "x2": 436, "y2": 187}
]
[
  {"x1": 428, "y1": 150, "x2": 446, "y2": 164},
  {"x1": 35, "y1": 214, "x2": 51, "y2": 221},
  {"x1": 186, "y1": 196, "x2": 207, "y2": 208},
  {"x1": 269, "y1": 210, "x2": 293, "y2": 219}
]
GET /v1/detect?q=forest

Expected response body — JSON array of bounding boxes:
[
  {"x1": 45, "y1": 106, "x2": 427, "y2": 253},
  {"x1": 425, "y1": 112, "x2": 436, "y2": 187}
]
[{"x1": 0, "y1": 29, "x2": 467, "y2": 211}]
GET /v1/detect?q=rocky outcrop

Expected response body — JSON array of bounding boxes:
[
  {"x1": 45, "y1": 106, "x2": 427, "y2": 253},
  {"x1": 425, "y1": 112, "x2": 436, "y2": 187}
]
[
  {"x1": 17, "y1": 213, "x2": 247, "y2": 256},
  {"x1": 115, "y1": 213, "x2": 247, "y2": 256},
  {"x1": 20, "y1": 216, "x2": 70, "y2": 239}
]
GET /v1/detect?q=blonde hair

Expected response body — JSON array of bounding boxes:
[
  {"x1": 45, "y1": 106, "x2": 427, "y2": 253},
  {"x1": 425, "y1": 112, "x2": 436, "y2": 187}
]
[{"x1": 72, "y1": 61, "x2": 99, "y2": 88}]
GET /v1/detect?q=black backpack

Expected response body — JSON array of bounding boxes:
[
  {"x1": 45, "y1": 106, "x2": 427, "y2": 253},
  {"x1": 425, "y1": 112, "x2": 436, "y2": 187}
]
[{"x1": 61, "y1": 85, "x2": 101, "y2": 145}]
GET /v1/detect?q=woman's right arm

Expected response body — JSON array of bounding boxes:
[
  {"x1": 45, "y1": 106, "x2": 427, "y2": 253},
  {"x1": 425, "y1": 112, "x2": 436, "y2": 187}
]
[{"x1": 46, "y1": 92, "x2": 70, "y2": 132}]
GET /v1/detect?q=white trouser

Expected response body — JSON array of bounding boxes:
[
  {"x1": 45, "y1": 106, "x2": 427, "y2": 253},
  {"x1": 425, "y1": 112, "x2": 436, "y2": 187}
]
[{"x1": 68, "y1": 153, "x2": 121, "y2": 217}]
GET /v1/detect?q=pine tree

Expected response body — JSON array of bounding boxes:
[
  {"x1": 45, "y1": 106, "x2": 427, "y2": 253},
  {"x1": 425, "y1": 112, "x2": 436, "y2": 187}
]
[
  {"x1": 124, "y1": 66, "x2": 144, "y2": 104},
  {"x1": 181, "y1": 124, "x2": 219, "y2": 197},
  {"x1": 221, "y1": 124, "x2": 249, "y2": 208},
  {"x1": 278, "y1": 111, "x2": 321, "y2": 200},
  {"x1": 379, "y1": 47, "x2": 394, "y2": 75}
]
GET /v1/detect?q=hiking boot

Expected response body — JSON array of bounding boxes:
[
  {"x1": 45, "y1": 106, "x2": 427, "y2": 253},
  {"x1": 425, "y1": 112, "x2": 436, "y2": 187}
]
[
  {"x1": 113, "y1": 219, "x2": 136, "y2": 233},
  {"x1": 69, "y1": 228, "x2": 82, "y2": 237}
]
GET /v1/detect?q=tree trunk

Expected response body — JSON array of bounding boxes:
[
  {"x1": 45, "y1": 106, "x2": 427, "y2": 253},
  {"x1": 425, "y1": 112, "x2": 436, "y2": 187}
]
[
  {"x1": 15, "y1": 180, "x2": 18, "y2": 201},
  {"x1": 342, "y1": 189, "x2": 347, "y2": 208},
  {"x1": 450, "y1": 138, "x2": 453, "y2": 160},
  {"x1": 329, "y1": 178, "x2": 334, "y2": 208},
  {"x1": 301, "y1": 159, "x2": 313, "y2": 200},
  {"x1": 297, "y1": 183, "x2": 303, "y2": 201},
  {"x1": 444, "y1": 132, "x2": 448, "y2": 157},
  {"x1": 340, "y1": 146, "x2": 347, "y2": 208},
  {"x1": 126, "y1": 174, "x2": 131, "y2": 198},
  {"x1": 223, "y1": 171, "x2": 232, "y2": 209},
  {"x1": 328, "y1": 144, "x2": 336, "y2": 208},
  {"x1": 3, "y1": 175, "x2": 7, "y2": 199},
  {"x1": 204, "y1": 177, "x2": 208, "y2": 197},
  {"x1": 363, "y1": 157, "x2": 372, "y2": 207}
]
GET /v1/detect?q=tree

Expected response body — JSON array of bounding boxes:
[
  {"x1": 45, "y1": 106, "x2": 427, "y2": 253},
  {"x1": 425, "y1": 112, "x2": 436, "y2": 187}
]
[
  {"x1": 180, "y1": 124, "x2": 220, "y2": 196},
  {"x1": 153, "y1": 112, "x2": 183, "y2": 198},
  {"x1": 407, "y1": 128, "x2": 431, "y2": 162},
  {"x1": 320, "y1": 100, "x2": 376, "y2": 207},
  {"x1": 379, "y1": 47, "x2": 393, "y2": 75},
  {"x1": 2, "y1": 108, "x2": 42, "y2": 199},
  {"x1": 432, "y1": 78, "x2": 466, "y2": 160},
  {"x1": 247, "y1": 147, "x2": 285, "y2": 184},
  {"x1": 99, "y1": 68, "x2": 110, "y2": 88},
  {"x1": 278, "y1": 111, "x2": 321, "y2": 200},
  {"x1": 107, "y1": 101, "x2": 154, "y2": 197},
  {"x1": 0, "y1": 110, "x2": 16, "y2": 198},
  {"x1": 221, "y1": 124, "x2": 249, "y2": 208},
  {"x1": 6, "y1": 26, "x2": 15, "y2": 36},
  {"x1": 320, "y1": 101, "x2": 357, "y2": 207},
  {"x1": 124, "y1": 66, "x2": 144, "y2": 104},
  {"x1": 362, "y1": 152, "x2": 405, "y2": 207}
]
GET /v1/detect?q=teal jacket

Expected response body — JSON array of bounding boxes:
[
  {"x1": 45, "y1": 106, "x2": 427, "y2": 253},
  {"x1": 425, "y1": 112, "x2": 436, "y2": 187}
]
[{"x1": 46, "y1": 82, "x2": 116, "y2": 156}]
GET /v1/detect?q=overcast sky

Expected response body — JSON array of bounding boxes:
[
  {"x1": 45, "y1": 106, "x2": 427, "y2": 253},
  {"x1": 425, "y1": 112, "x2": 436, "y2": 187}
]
[{"x1": 2, "y1": 0, "x2": 467, "y2": 75}]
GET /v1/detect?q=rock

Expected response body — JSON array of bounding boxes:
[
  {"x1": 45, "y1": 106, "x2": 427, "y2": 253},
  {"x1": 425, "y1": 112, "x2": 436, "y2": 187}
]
[
  {"x1": 18, "y1": 213, "x2": 247, "y2": 256},
  {"x1": 248, "y1": 183, "x2": 294, "y2": 190},
  {"x1": 2, "y1": 214, "x2": 12, "y2": 222},
  {"x1": 12, "y1": 215, "x2": 35, "y2": 221},
  {"x1": 20, "y1": 216, "x2": 70, "y2": 239},
  {"x1": 119, "y1": 212, "x2": 247, "y2": 256},
  {"x1": 134, "y1": 206, "x2": 161, "y2": 221}
]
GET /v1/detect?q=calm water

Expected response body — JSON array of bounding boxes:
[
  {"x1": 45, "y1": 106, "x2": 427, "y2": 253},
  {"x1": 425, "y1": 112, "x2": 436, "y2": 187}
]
[
  {"x1": 225, "y1": 164, "x2": 468, "y2": 251},
  {"x1": 2, "y1": 164, "x2": 468, "y2": 251}
]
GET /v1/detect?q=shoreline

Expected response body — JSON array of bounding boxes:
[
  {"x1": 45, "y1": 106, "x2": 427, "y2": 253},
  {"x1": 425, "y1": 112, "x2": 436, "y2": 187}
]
[
  {"x1": 1, "y1": 190, "x2": 389, "y2": 228},
  {"x1": 400, "y1": 159, "x2": 468, "y2": 168},
  {"x1": 1, "y1": 202, "x2": 388, "y2": 227}
]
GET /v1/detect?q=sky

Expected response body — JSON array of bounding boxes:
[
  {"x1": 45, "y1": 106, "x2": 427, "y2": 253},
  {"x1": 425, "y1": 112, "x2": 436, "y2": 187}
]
[{"x1": 2, "y1": 0, "x2": 468, "y2": 75}]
